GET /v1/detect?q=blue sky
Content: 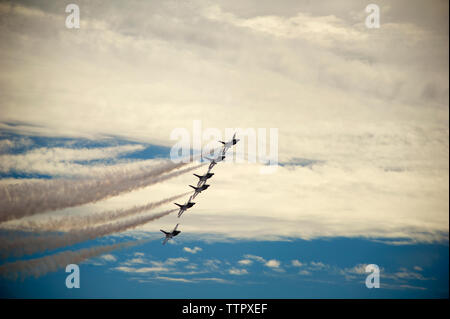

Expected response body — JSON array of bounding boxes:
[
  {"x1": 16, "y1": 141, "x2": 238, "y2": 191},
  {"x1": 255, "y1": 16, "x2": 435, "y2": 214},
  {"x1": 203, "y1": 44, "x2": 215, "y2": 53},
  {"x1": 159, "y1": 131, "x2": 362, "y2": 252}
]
[{"x1": 0, "y1": 235, "x2": 448, "y2": 298}]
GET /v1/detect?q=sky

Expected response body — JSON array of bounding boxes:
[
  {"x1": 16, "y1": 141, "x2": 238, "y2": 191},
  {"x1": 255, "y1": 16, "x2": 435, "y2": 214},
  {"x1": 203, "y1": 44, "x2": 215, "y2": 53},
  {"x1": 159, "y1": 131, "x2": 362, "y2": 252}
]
[{"x1": 0, "y1": 0, "x2": 448, "y2": 298}]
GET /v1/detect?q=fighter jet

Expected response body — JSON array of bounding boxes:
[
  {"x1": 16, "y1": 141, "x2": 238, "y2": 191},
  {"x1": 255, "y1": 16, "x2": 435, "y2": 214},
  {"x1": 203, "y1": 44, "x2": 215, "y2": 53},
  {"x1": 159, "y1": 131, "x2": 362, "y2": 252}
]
[
  {"x1": 220, "y1": 132, "x2": 240, "y2": 154},
  {"x1": 160, "y1": 223, "x2": 181, "y2": 245},
  {"x1": 194, "y1": 172, "x2": 214, "y2": 186},
  {"x1": 204, "y1": 154, "x2": 226, "y2": 170},
  {"x1": 189, "y1": 183, "x2": 210, "y2": 199},
  {"x1": 175, "y1": 196, "x2": 195, "y2": 217}
]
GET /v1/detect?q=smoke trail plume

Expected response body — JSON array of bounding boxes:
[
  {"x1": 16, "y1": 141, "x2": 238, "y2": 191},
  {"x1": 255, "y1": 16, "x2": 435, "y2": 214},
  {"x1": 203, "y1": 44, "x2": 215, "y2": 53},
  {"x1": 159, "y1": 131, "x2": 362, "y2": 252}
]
[
  {"x1": 0, "y1": 240, "x2": 147, "y2": 281},
  {"x1": 0, "y1": 161, "x2": 204, "y2": 223},
  {"x1": 0, "y1": 209, "x2": 177, "y2": 258},
  {"x1": 19, "y1": 192, "x2": 191, "y2": 232}
]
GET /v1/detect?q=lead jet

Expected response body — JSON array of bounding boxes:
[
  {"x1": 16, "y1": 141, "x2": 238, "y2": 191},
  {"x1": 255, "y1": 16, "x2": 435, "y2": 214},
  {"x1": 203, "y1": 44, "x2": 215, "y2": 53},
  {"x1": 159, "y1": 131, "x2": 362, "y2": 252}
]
[
  {"x1": 219, "y1": 132, "x2": 240, "y2": 154},
  {"x1": 160, "y1": 223, "x2": 181, "y2": 245},
  {"x1": 189, "y1": 183, "x2": 210, "y2": 199},
  {"x1": 194, "y1": 172, "x2": 214, "y2": 186},
  {"x1": 175, "y1": 196, "x2": 196, "y2": 217}
]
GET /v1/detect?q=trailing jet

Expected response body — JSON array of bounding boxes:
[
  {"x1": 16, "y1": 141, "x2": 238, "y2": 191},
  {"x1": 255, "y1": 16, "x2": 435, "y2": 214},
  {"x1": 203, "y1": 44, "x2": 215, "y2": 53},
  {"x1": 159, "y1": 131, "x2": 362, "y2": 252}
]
[
  {"x1": 194, "y1": 172, "x2": 214, "y2": 186},
  {"x1": 220, "y1": 132, "x2": 240, "y2": 154},
  {"x1": 204, "y1": 154, "x2": 226, "y2": 170},
  {"x1": 204, "y1": 155, "x2": 226, "y2": 163},
  {"x1": 190, "y1": 183, "x2": 210, "y2": 199},
  {"x1": 160, "y1": 223, "x2": 181, "y2": 245},
  {"x1": 175, "y1": 196, "x2": 195, "y2": 217}
]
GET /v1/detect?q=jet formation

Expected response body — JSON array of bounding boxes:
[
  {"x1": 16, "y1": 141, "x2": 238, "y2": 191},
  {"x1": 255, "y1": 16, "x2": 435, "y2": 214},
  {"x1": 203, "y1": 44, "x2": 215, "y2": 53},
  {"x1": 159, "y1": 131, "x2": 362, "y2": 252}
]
[{"x1": 161, "y1": 133, "x2": 239, "y2": 244}]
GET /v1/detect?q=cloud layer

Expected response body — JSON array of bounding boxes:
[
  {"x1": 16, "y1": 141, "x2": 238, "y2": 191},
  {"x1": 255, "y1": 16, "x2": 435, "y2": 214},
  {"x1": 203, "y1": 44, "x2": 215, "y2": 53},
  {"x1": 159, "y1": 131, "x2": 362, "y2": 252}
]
[{"x1": 0, "y1": 0, "x2": 448, "y2": 244}]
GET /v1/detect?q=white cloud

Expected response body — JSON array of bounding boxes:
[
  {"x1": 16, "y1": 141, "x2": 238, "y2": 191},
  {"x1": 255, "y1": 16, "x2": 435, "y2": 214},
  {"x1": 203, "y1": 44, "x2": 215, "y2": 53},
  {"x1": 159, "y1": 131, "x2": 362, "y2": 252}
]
[
  {"x1": 238, "y1": 259, "x2": 253, "y2": 266},
  {"x1": 115, "y1": 256, "x2": 189, "y2": 275},
  {"x1": 203, "y1": 5, "x2": 368, "y2": 47},
  {"x1": 391, "y1": 268, "x2": 428, "y2": 281},
  {"x1": 110, "y1": 250, "x2": 432, "y2": 290},
  {"x1": 0, "y1": 139, "x2": 14, "y2": 153},
  {"x1": 265, "y1": 259, "x2": 281, "y2": 269},
  {"x1": 310, "y1": 262, "x2": 327, "y2": 269},
  {"x1": 196, "y1": 277, "x2": 231, "y2": 284},
  {"x1": 154, "y1": 276, "x2": 194, "y2": 283},
  {"x1": 114, "y1": 266, "x2": 168, "y2": 273},
  {"x1": 204, "y1": 259, "x2": 222, "y2": 270},
  {"x1": 166, "y1": 257, "x2": 189, "y2": 264},
  {"x1": 185, "y1": 264, "x2": 198, "y2": 270},
  {"x1": 183, "y1": 246, "x2": 202, "y2": 254},
  {"x1": 381, "y1": 283, "x2": 428, "y2": 291},
  {"x1": 137, "y1": 160, "x2": 448, "y2": 243},
  {"x1": 244, "y1": 254, "x2": 266, "y2": 263},
  {"x1": 100, "y1": 254, "x2": 117, "y2": 262},
  {"x1": 138, "y1": 276, "x2": 231, "y2": 284},
  {"x1": 228, "y1": 268, "x2": 248, "y2": 275},
  {"x1": 339, "y1": 264, "x2": 432, "y2": 287},
  {"x1": 126, "y1": 258, "x2": 145, "y2": 265},
  {"x1": 291, "y1": 260, "x2": 303, "y2": 267},
  {"x1": 240, "y1": 254, "x2": 282, "y2": 271},
  {"x1": 0, "y1": 144, "x2": 145, "y2": 177},
  {"x1": 343, "y1": 264, "x2": 368, "y2": 275},
  {"x1": 151, "y1": 257, "x2": 189, "y2": 267}
]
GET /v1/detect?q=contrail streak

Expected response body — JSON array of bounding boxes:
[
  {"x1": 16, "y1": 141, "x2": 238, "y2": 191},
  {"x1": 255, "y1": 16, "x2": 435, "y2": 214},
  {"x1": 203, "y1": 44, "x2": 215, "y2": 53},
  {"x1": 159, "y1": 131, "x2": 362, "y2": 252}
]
[
  {"x1": 0, "y1": 209, "x2": 178, "y2": 259},
  {"x1": 0, "y1": 240, "x2": 148, "y2": 281},
  {"x1": 0, "y1": 161, "x2": 204, "y2": 223},
  {"x1": 19, "y1": 192, "x2": 191, "y2": 232}
]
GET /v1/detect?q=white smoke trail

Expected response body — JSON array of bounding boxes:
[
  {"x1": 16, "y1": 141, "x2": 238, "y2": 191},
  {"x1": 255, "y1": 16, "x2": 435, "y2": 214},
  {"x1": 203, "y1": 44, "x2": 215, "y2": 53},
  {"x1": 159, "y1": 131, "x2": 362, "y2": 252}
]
[
  {"x1": 18, "y1": 192, "x2": 191, "y2": 232},
  {"x1": 0, "y1": 161, "x2": 204, "y2": 223},
  {"x1": 0, "y1": 240, "x2": 147, "y2": 281},
  {"x1": 0, "y1": 209, "x2": 178, "y2": 258}
]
